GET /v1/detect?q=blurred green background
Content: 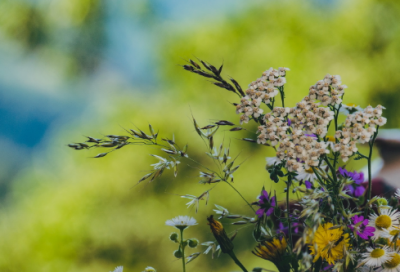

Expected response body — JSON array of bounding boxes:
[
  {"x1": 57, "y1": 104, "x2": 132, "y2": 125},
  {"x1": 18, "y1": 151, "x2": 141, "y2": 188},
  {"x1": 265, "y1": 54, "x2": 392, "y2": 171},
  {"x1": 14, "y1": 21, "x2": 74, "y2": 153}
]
[{"x1": 0, "y1": 0, "x2": 399, "y2": 271}]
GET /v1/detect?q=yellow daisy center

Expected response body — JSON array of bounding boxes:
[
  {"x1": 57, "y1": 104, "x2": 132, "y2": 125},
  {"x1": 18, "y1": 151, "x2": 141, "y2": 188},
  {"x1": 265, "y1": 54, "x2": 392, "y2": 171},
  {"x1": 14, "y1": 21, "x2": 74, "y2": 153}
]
[
  {"x1": 375, "y1": 215, "x2": 392, "y2": 229},
  {"x1": 346, "y1": 103, "x2": 357, "y2": 107},
  {"x1": 385, "y1": 253, "x2": 400, "y2": 268},
  {"x1": 326, "y1": 135, "x2": 335, "y2": 142},
  {"x1": 305, "y1": 168, "x2": 314, "y2": 174},
  {"x1": 370, "y1": 248, "x2": 385, "y2": 258}
]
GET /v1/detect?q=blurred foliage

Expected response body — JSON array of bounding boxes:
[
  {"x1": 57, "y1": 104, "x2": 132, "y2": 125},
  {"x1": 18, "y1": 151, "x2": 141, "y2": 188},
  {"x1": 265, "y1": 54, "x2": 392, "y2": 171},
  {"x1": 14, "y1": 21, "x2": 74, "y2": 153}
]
[
  {"x1": 0, "y1": 0, "x2": 399, "y2": 271},
  {"x1": 0, "y1": 0, "x2": 105, "y2": 75}
]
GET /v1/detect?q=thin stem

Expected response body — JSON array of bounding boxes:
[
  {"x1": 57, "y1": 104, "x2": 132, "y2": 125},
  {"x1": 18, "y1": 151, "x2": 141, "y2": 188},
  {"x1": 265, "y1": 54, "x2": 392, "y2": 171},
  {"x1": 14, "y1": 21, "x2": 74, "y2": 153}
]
[
  {"x1": 224, "y1": 181, "x2": 256, "y2": 214},
  {"x1": 324, "y1": 156, "x2": 337, "y2": 183},
  {"x1": 287, "y1": 174, "x2": 293, "y2": 249},
  {"x1": 312, "y1": 166, "x2": 325, "y2": 186},
  {"x1": 180, "y1": 229, "x2": 186, "y2": 272},
  {"x1": 227, "y1": 251, "x2": 248, "y2": 272},
  {"x1": 279, "y1": 86, "x2": 285, "y2": 108},
  {"x1": 367, "y1": 127, "x2": 380, "y2": 202}
]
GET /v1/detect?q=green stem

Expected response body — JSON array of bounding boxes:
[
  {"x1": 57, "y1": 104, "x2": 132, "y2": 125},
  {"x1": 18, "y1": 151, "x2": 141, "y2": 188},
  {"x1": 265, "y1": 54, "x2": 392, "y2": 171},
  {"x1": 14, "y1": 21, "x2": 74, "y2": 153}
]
[
  {"x1": 227, "y1": 251, "x2": 248, "y2": 272},
  {"x1": 312, "y1": 167, "x2": 325, "y2": 186},
  {"x1": 367, "y1": 127, "x2": 380, "y2": 202},
  {"x1": 224, "y1": 181, "x2": 256, "y2": 214},
  {"x1": 279, "y1": 86, "x2": 285, "y2": 108},
  {"x1": 324, "y1": 156, "x2": 337, "y2": 183},
  {"x1": 180, "y1": 229, "x2": 186, "y2": 272},
  {"x1": 287, "y1": 175, "x2": 293, "y2": 249}
]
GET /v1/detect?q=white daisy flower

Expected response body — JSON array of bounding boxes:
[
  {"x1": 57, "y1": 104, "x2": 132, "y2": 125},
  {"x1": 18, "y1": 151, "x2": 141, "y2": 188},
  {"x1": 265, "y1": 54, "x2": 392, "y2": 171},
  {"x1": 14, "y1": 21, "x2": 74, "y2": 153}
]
[
  {"x1": 165, "y1": 216, "x2": 197, "y2": 230},
  {"x1": 381, "y1": 252, "x2": 400, "y2": 272},
  {"x1": 368, "y1": 209, "x2": 400, "y2": 239},
  {"x1": 296, "y1": 167, "x2": 318, "y2": 182},
  {"x1": 111, "y1": 266, "x2": 123, "y2": 272},
  {"x1": 340, "y1": 103, "x2": 363, "y2": 115},
  {"x1": 143, "y1": 267, "x2": 156, "y2": 272},
  {"x1": 266, "y1": 156, "x2": 282, "y2": 167},
  {"x1": 361, "y1": 247, "x2": 393, "y2": 267}
]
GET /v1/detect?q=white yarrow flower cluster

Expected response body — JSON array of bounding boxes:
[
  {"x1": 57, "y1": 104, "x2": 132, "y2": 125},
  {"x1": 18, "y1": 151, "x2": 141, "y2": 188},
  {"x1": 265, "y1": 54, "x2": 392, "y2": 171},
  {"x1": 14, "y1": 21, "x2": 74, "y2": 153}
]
[
  {"x1": 236, "y1": 67, "x2": 289, "y2": 124},
  {"x1": 335, "y1": 105, "x2": 386, "y2": 162}
]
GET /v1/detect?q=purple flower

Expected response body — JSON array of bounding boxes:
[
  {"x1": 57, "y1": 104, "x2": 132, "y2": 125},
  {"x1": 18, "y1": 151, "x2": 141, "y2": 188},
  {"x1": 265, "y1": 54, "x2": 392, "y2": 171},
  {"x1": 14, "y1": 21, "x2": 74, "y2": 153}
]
[
  {"x1": 255, "y1": 190, "x2": 276, "y2": 217},
  {"x1": 349, "y1": 215, "x2": 375, "y2": 240},
  {"x1": 278, "y1": 218, "x2": 300, "y2": 235},
  {"x1": 305, "y1": 180, "x2": 312, "y2": 189},
  {"x1": 338, "y1": 168, "x2": 366, "y2": 197},
  {"x1": 304, "y1": 133, "x2": 317, "y2": 139},
  {"x1": 287, "y1": 119, "x2": 292, "y2": 126}
]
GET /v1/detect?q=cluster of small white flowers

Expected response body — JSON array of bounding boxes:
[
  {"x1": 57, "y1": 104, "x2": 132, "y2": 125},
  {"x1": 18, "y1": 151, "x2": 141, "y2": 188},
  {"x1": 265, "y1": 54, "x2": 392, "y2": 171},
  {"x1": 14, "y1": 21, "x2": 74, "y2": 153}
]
[
  {"x1": 254, "y1": 73, "x2": 338, "y2": 171},
  {"x1": 290, "y1": 101, "x2": 334, "y2": 138},
  {"x1": 236, "y1": 67, "x2": 289, "y2": 124},
  {"x1": 307, "y1": 74, "x2": 347, "y2": 106},
  {"x1": 334, "y1": 105, "x2": 386, "y2": 162}
]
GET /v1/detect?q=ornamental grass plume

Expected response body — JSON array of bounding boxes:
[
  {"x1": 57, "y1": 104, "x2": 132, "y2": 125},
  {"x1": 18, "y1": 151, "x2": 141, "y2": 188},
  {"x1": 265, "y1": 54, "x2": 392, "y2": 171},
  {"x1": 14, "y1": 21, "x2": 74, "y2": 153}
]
[{"x1": 69, "y1": 58, "x2": 400, "y2": 272}]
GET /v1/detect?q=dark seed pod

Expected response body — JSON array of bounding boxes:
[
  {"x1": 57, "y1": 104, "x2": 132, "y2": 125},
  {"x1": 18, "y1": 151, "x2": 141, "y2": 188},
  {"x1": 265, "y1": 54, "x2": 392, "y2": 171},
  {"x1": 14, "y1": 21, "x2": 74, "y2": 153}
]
[
  {"x1": 200, "y1": 60, "x2": 211, "y2": 71},
  {"x1": 189, "y1": 59, "x2": 201, "y2": 69},
  {"x1": 215, "y1": 120, "x2": 234, "y2": 126},
  {"x1": 242, "y1": 138, "x2": 256, "y2": 143},
  {"x1": 68, "y1": 144, "x2": 80, "y2": 148},
  {"x1": 183, "y1": 65, "x2": 194, "y2": 71},
  {"x1": 194, "y1": 70, "x2": 213, "y2": 78},
  {"x1": 86, "y1": 136, "x2": 101, "y2": 143},
  {"x1": 94, "y1": 153, "x2": 107, "y2": 158},
  {"x1": 99, "y1": 142, "x2": 117, "y2": 147},
  {"x1": 230, "y1": 127, "x2": 243, "y2": 131},
  {"x1": 201, "y1": 125, "x2": 216, "y2": 129},
  {"x1": 230, "y1": 78, "x2": 245, "y2": 97},
  {"x1": 78, "y1": 143, "x2": 89, "y2": 148}
]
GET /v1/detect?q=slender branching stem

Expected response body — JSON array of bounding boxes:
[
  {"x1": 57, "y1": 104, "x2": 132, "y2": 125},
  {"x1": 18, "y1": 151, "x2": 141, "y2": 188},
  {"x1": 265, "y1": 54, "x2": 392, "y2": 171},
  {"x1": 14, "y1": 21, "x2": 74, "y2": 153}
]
[
  {"x1": 324, "y1": 156, "x2": 337, "y2": 183},
  {"x1": 224, "y1": 181, "x2": 256, "y2": 214},
  {"x1": 180, "y1": 229, "x2": 186, "y2": 272},
  {"x1": 287, "y1": 174, "x2": 293, "y2": 249},
  {"x1": 367, "y1": 127, "x2": 380, "y2": 202}
]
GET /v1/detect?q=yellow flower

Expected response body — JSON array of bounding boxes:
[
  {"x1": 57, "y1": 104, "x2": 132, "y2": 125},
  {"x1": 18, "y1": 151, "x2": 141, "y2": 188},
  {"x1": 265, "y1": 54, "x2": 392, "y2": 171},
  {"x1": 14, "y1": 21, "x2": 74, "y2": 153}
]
[
  {"x1": 309, "y1": 223, "x2": 350, "y2": 265},
  {"x1": 253, "y1": 237, "x2": 289, "y2": 271},
  {"x1": 253, "y1": 236, "x2": 287, "y2": 261}
]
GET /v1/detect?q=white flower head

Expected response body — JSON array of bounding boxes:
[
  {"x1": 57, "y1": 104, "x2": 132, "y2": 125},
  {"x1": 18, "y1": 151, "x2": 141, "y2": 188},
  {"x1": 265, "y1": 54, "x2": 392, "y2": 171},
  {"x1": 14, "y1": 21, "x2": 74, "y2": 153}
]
[
  {"x1": 143, "y1": 267, "x2": 156, "y2": 272},
  {"x1": 368, "y1": 209, "x2": 400, "y2": 239},
  {"x1": 361, "y1": 247, "x2": 393, "y2": 267},
  {"x1": 111, "y1": 266, "x2": 123, "y2": 272},
  {"x1": 166, "y1": 216, "x2": 197, "y2": 230},
  {"x1": 381, "y1": 252, "x2": 400, "y2": 272}
]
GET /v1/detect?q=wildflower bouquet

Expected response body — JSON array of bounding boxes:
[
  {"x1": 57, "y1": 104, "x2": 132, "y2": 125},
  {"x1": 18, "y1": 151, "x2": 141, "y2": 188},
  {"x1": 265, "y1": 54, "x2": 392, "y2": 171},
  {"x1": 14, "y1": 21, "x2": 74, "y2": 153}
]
[{"x1": 69, "y1": 60, "x2": 400, "y2": 272}]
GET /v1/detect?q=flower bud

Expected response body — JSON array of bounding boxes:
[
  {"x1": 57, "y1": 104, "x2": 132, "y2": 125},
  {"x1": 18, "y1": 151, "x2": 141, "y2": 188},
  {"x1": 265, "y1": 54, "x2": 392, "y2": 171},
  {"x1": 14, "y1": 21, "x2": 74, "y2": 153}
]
[
  {"x1": 207, "y1": 215, "x2": 234, "y2": 253},
  {"x1": 169, "y1": 232, "x2": 179, "y2": 243},
  {"x1": 173, "y1": 250, "x2": 182, "y2": 258},
  {"x1": 188, "y1": 238, "x2": 199, "y2": 248},
  {"x1": 143, "y1": 267, "x2": 156, "y2": 272},
  {"x1": 377, "y1": 197, "x2": 388, "y2": 206}
]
